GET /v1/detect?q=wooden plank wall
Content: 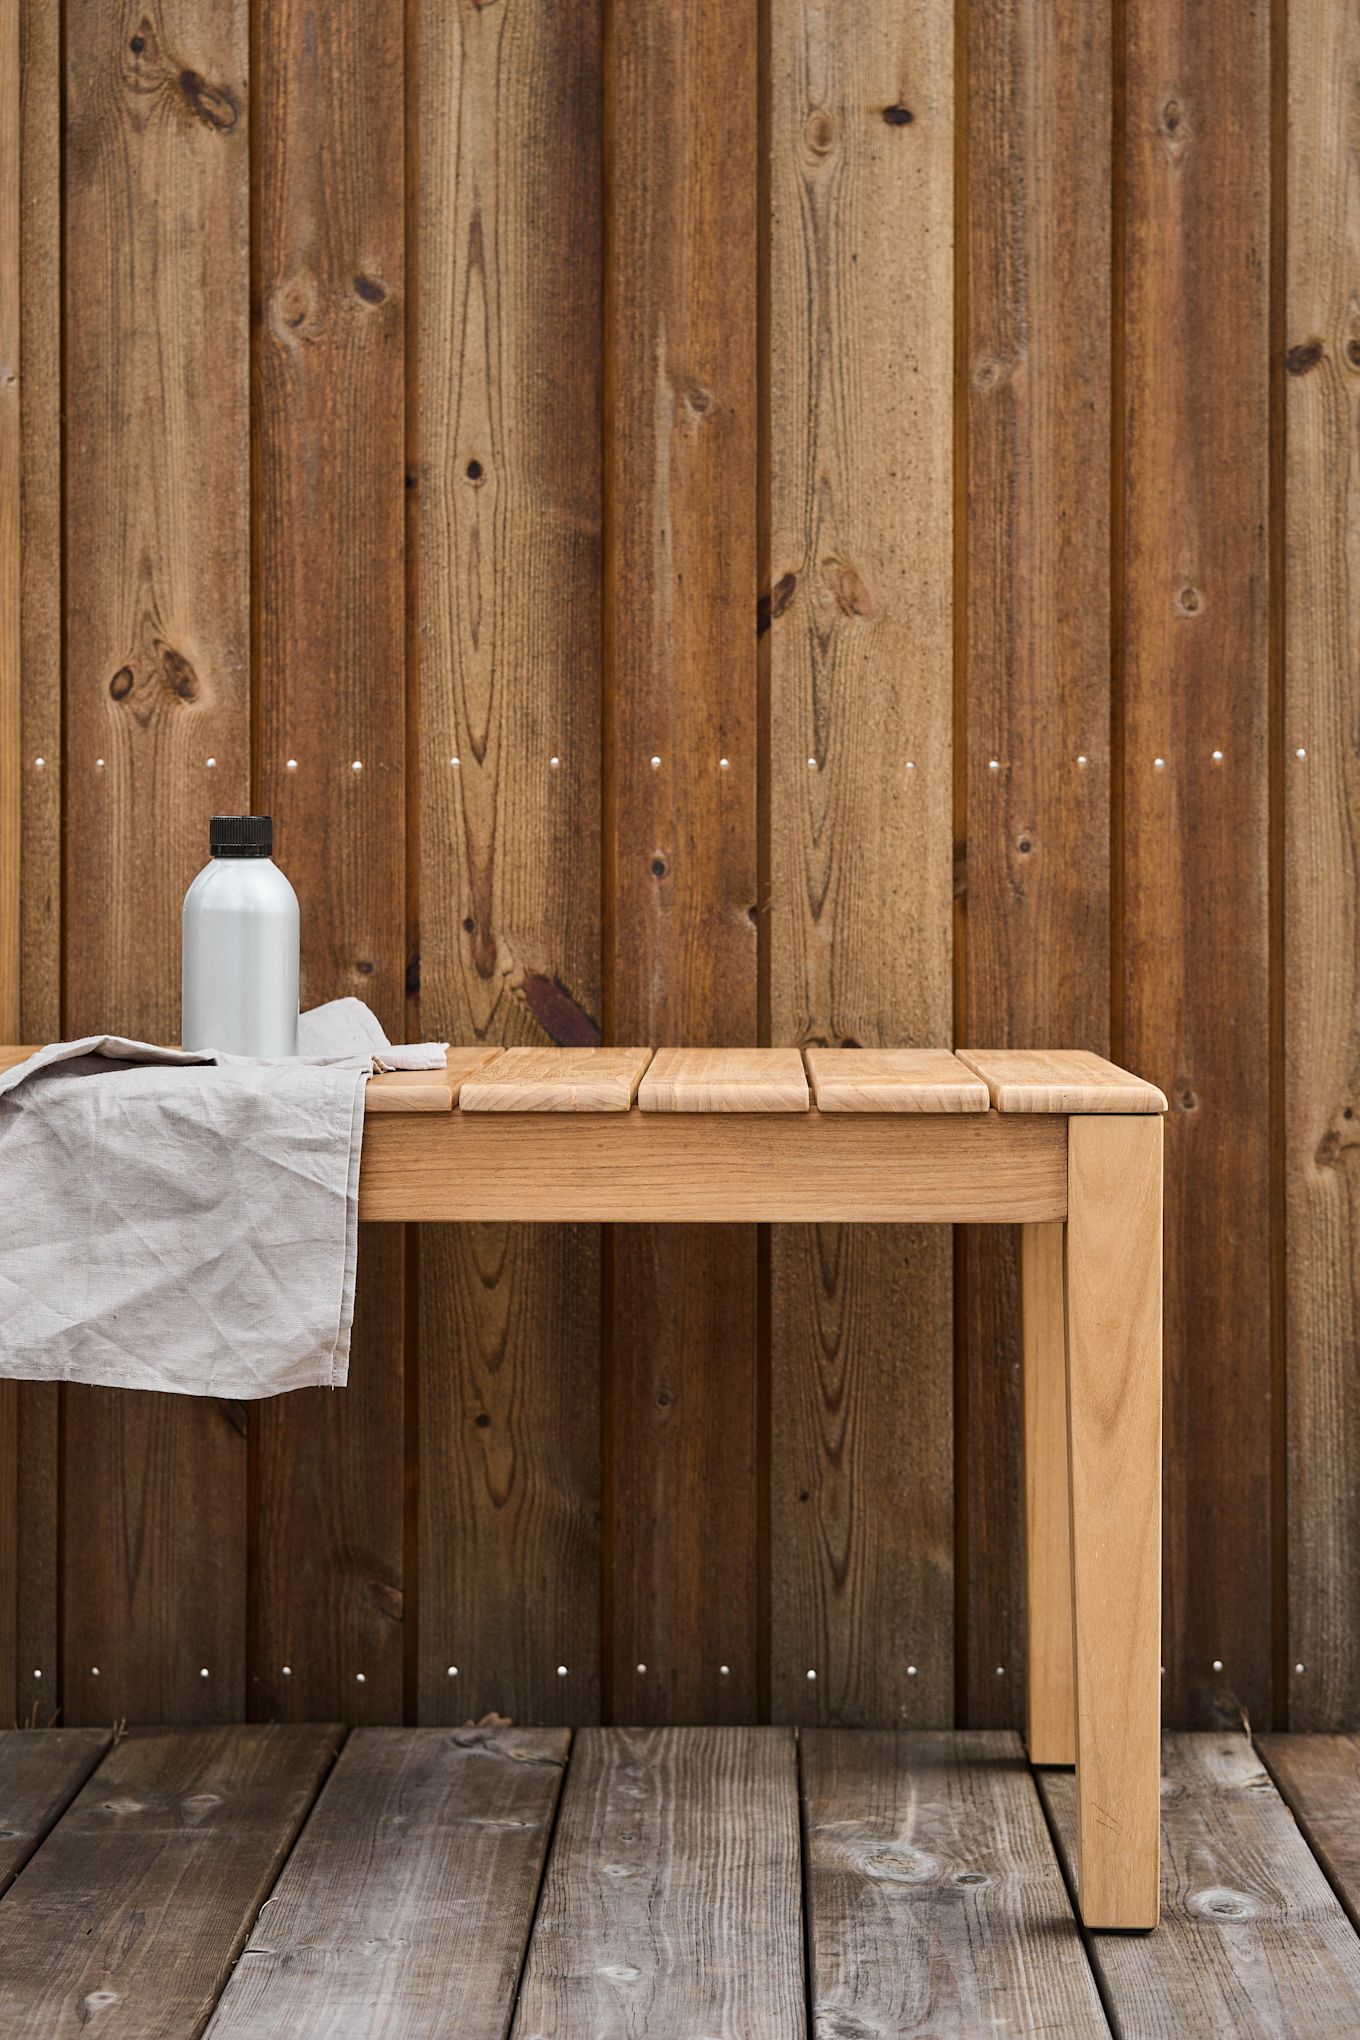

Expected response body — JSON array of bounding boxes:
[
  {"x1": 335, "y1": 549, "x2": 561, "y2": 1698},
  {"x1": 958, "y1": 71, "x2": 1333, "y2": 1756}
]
[{"x1": 2, "y1": 0, "x2": 1358, "y2": 1733}]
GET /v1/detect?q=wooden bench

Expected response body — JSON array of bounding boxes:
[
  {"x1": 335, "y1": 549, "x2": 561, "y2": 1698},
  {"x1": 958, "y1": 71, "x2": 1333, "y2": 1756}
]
[{"x1": 1, "y1": 1041, "x2": 1166, "y2": 1929}]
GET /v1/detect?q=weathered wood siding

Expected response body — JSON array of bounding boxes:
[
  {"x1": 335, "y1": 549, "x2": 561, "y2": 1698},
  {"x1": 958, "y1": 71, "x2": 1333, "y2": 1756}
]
[{"x1": 1, "y1": 0, "x2": 1354, "y2": 1730}]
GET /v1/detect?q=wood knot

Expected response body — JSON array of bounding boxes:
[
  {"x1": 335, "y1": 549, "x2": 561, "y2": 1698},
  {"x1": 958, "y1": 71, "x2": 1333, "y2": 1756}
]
[
  {"x1": 272, "y1": 272, "x2": 319, "y2": 342},
  {"x1": 178, "y1": 69, "x2": 240, "y2": 132},
  {"x1": 1157, "y1": 91, "x2": 1191, "y2": 161},
  {"x1": 757, "y1": 571, "x2": 798, "y2": 635},
  {"x1": 364, "y1": 1580, "x2": 404, "y2": 1623},
  {"x1": 822, "y1": 553, "x2": 873, "y2": 619},
  {"x1": 520, "y1": 973, "x2": 602, "y2": 1048},
  {"x1": 1173, "y1": 583, "x2": 1203, "y2": 617},
  {"x1": 161, "y1": 647, "x2": 199, "y2": 700},
  {"x1": 883, "y1": 104, "x2": 914, "y2": 125},
  {"x1": 109, "y1": 666, "x2": 135, "y2": 701},
  {"x1": 804, "y1": 109, "x2": 836, "y2": 155},
  {"x1": 1190, "y1": 1884, "x2": 1259, "y2": 1922},
  {"x1": 353, "y1": 273, "x2": 387, "y2": 305},
  {"x1": 1286, "y1": 339, "x2": 1324, "y2": 375},
  {"x1": 684, "y1": 384, "x2": 712, "y2": 417}
]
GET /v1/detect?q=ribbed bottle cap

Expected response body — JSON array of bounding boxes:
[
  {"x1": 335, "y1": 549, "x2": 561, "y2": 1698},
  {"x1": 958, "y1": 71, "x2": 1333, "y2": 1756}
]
[{"x1": 209, "y1": 815, "x2": 273, "y2": 858}]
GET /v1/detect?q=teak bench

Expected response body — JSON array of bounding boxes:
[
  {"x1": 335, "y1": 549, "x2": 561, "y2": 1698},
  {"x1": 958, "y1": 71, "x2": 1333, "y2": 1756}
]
[{"x1": 2, "y1": 1040, "x2": 1166, "y2": 1929}]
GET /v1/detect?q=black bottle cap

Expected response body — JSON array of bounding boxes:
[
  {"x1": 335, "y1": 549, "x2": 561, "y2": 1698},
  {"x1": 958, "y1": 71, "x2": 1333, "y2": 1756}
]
[{"x1": 209, "y1": 815, "x2": 273, "y2": 859}]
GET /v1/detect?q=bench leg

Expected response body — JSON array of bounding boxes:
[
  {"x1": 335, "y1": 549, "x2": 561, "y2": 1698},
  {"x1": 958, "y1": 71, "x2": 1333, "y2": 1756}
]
[
  {"x1": 1021, "y1": 1222, "x2": 1076, "y2": 1765},
  {"x1": 1066, "y1": 1114, "x2": 1162, "y2": 1929}
]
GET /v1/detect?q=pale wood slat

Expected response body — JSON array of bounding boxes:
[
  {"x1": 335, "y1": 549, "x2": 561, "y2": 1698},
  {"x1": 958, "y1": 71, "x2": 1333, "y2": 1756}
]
[
  {"x1": 364, "y1": 1045, "x2": 502, "y2": 1115},
  {"x1": 459, "y1": 1046, "x2": 652, "y2": 1113},
  {"x1": 802, "y1": 1730, "x2": 1105, "y2": 2037},
  {"x1": 1258, "y1": 1736, "x2": 1360, "y2": 1934},
  {"x1": 208, "y1": 1727, "x2": 567, "y2": 2039},
  {"x1": 1040, "y1": 1733, "x2": 1360, "y2": 2033},
  {"x1": 958, "y1": 1048, "x2": 1168, "y2": 1113},
  {"x1": 638, "y1": 1047, "x2": 809, "y2": 1113},
  {"x1": 513, "y1": 1727, "x2": 802, "y2": 2037},
  {"x1": 805, "y1": 1048, "x2": 988, "y2": 1113},
  {"x1": 0, "y1": 1726, "x2": 340, "y2": 2038},
  {"x1": 0, "y1": 1728, "x2": 110, "y2": 1896}
]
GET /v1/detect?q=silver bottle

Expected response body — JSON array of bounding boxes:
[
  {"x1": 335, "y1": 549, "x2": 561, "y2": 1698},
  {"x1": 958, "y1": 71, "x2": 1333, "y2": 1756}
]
[{"x1": 181, "y1": 815, "x2": 299, "y2": 1056}]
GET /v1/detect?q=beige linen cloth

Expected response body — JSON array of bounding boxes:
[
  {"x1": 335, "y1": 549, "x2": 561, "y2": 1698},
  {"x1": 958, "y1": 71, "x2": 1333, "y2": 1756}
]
[{"x1": 0, "y1": 1000, "x2": 446, "y2": 1398}]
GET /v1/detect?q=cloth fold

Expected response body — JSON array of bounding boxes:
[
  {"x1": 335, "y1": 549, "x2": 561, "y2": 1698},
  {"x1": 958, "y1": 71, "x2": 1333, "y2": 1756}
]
[{"x1": 0, "y1": 1003, "x2": 447, "y2": 1399}]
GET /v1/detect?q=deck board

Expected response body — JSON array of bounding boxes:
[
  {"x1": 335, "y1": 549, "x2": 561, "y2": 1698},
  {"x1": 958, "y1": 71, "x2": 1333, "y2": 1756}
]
[
  {"x1": 512, "y1": 1726, "x2": 803, "y2": 2037},
  {"x1": 209, "y1": 1727, "x2": 567, "y2": 2038},
  {"x1": 1258, "y1": 1735, "x2": 1360, "y2": 1933},
  {"x1": 0, "y1": 1728, "x2": 110, "y2": 1895},
  {"x1": 0, "y1": 1725, "x2": 340, "y2": 2039},
  {"x1": 803, "y1": 1729, "x2": 1107, "y2": 2037},
  {"x1": 1041, "y1": 1732, "x2": 1360, "y2": 2034}
]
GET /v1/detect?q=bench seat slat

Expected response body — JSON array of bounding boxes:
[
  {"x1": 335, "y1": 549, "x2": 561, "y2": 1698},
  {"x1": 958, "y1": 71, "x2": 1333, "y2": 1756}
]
[
  {"x1": 805, "y1": 1048, "x2": 989, "y2": 1113},
  {"x1": 638, "y1": 1047, "x2": 810, "y2": 1112},
  {"x1": 458, "y1": 1045, "x2": 653, "y2": 1113},
  {"x1": 957, "y1": 1049, "x2": 1168, "y2": 1114}
]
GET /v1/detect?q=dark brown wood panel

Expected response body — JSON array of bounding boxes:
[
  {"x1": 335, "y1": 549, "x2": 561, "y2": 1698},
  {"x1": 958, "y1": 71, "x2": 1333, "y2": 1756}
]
[
  {"x1": 0, "y1": 1725, "x2": 339, "y2": 2037},
  {"x1": 0, "y1": 1727, "x2": 108, "y2": 1895},
  {"x1": 13, "y1": 0, "x2": 61, "y2": 1729},
  {"x1": 413, "y1": 0, "x2": 603, "y2": 1727},
  {"x1": 514, "y1": 1727, "x2": 803, "y2": 2036},
  {"x1": 605, "y1": 0, "x2": 760, "y2": 1724},
  {"x1": 1042, "y1": 1734, "x2": 1360, "y2": 2033},
  {"x1": 1258, "y1": 1735, "x2": 1360, "y2": 1932},
  {"x1": 962, "y1": 0, "x2": 1112, "y2": 1727},
  {"x1": 802, "y1": 1729, "x2": 1105, "y2": 2035},
  {"x1": 253, "y1": 0, "x2": 406, "y2": 1725},
  {"x1": 767, "y1": 0, "x2": 955, "y2": 1728},
  {"x1": 61, "y1": 0, "x2": 252, "y2": 1725},
  {"x1": 1283, "y1": 0, "x2": 1360, "y2": 1732},
  {"x1": 1121, "y1": 0, "x2": 1273, "y2": 1728},
  {"x1": 210, "y1": 1727, "x2": 567, "y2": 2036},
  {"x1": 1, "y1": 0, "x2": 17, "y2": 1042}
]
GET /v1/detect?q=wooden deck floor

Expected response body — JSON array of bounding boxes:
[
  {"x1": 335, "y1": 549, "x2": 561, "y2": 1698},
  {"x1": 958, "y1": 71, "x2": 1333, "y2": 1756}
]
[{"x1": 1, "y1": 1726, "x2": 1359, "y2": 2036}]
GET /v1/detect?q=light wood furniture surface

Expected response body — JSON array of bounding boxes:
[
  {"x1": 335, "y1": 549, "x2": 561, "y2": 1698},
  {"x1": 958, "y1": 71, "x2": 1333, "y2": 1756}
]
[{"x1": 1, "y1": 1039, "x2": 1165, "y2": 1929}]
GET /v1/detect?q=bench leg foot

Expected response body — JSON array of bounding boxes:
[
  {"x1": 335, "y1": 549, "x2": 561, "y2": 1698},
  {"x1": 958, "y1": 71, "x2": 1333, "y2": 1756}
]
[
  {"x1": 1022, "y1": 1221, "x2": 1076, "y2": 1765},
  {"x1": 1066, "y1": 1115, "x2": 1162, "y2": 1929}
]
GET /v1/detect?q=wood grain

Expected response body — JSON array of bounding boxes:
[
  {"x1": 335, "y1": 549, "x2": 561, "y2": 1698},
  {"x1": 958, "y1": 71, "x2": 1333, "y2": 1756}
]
[
  {"x1": 1021, "y1": 1222, "x2": 1074, "y2": 1765},
  {"x1": 959, "y1": 1049, "x2": 1167, "y2": 1114},
  {"x1": 802, "y1": 1730, "x2": 1105, "y2": 2036},
  {"x1": 805, "y1": 1049, "x2": 988, "y2": 1113},
  {"x1": 13, "y1": 0, "x2": 60, "y2": 1729},
  {"x1": 460, "y1": 1047, "x2": 650, "y2": 1114},
  {"x1": 962, "y1": 0, "x2": 1112, "y2": 1733},
  {"x1": 209, "y1": 1728, "x2": 568, "y2": 2038},
  {"x1": 605, "y1": 0, "x2": 759, "y2": 1725},
  {"x1": 768, "y1": 0, "x2": 955, "y2": 1731},
  {"x1": 0, "y1": 0, "x2": 17, "y2": 1042},
  {"x1": 513, "y1": 1728, "x2": 803, "y2": 2037},
  {"x1": 1257, "y1": 1735, "x2": 1360, "y2": 1932},
  {"x1": 0, "y1": 1728, "x2": 109, "y2": 1895},
  {"x1": 1122, "y1": 0, "x2": 1272, "y2": 1730},
  {"x1": 1283, "y1": 0, "x2": 1360, "y2": 1733},
  {"x1": 253, "y1": 0, "x2": 406, "y2": 1727},
  {"x1": 60, "y1": 0, "x2": 252, "y2": 1729},
  {"x1": 364, "y1": 1047, "x2": 500, "y2": 1113},
  {"x1": 638, "y1": 1047, "x2": 809, "y2": 1113},
  {"x1": 413, "y1": 0, "x2": 603, "y2": 1727},
  {"x1": 1066, "y1": 1114, "x2": 1162, "y2": 1926},
  {"x1": 360, "y1": 1111, "x2": 1068, "y2": 1224},
  {"x1": 0, "y1": 1725, "x2": 340, "y2": 2038},
  {"x1": 1042, "y1": 1734, "x2": 1360, "y2": 2031}
]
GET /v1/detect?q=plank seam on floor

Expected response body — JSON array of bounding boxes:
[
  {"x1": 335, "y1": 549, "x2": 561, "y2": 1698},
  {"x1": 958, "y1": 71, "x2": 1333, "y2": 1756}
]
[
  {"x1": 1028, "y1": 1750, "x2": 1119, "y2": 2038},
  {"x1": 508, "y1": 1726, "x2": 576, "y2": 2035}
]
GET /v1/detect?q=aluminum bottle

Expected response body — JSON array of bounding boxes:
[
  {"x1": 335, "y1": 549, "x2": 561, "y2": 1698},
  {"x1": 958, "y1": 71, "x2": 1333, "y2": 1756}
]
[{"x1": 181, "y1": 815, "x2": 299, "y2": 1056}]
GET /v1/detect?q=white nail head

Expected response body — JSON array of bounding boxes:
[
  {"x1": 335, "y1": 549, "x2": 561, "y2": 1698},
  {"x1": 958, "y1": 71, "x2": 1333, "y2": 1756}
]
[
  {"x1": 205, "y1": 757, "x2": 217, "y2": 768},
  {"x1": 806, "y1": 1668, "x2": 817, "y2": 1681},
  {"x1": 995, "y1": 1665, "x2": 1005, "y2": 1676},
  {"x1": 549, "y1": 755, "x2": 560, "y2": 769},
  {"x1": 719, "y1": 757, "x2": 730, "y2": 770},
  {"x1": 719, "y1": 1664, "x2": 730, "y2": 1676},
  {"x1": 90, "y1": 1667, "x2": 99, "y2": 1677},
  {"x1": 200, "y1": 1667, "x2": 209, "y2": 1678},
  {"x1": 905, "y1": 760, "x2": 916, "y2": 772},
  {"x1": 988, "y1": 758, "x2": 1000, "y2": 771},
  {"x1": 636, "y1": 1663, "x2": 647, "y2": 1674},
  {"x1": 356, "y1": 1672, "x2": 366, "y2": 1683},
  {"x1": 1212, "y1": 1658, "x2": 1223, "y2": 1672},
  {"x1": 447, "y1": 1665, "x2": 458, "y2": 1677},
  {"x1": 33, "y1": 756, "x2": 45, "y2": 768},
  {"x1": 556, "y1": 1664, "x2": 568, "y2": 1677},
  {"x1": 1296, "y1": 747, "x2": 1307, "y2": 759},
  {"x1": 281, "y1": 1665, "x2": 292, "y2": 1677},
  {"x1": 650, "y1": 755, "x2": 661, "y2": 768},
  {"x1": 95, "y1": 758, "x2": 105, "y2": 769},
  {"x1": 1154, "y1": 756, "x2": 1166, "y2": 770},
  {"x1": 450, "y1": 756, "x2": 460, "y2": 768},
  {"x1": 907, "y1": 1665, "x2": 918, "y2": 1677},
  {"x1": 286, "y1": 758, "x2": 298, "y2": 771},
  {"x1": 1295, "y1": 1662, "x2": 1306, "y2": 1674},
  {"x1": 33, "y1": 1668, "x2": 42, "y2": 1678},
  {"x1": 1077, "y1": 754, "x2": 1088, "y2": 767},
  {"x1": 351, "y1": 759, "x2": 363, "y2": 772},
  {"x1": 1212, "y1": 749, "x2": 1223, "y2": 762},
  {"x1": 808, "y1": 756, "x2": 818, "y2": 769}
]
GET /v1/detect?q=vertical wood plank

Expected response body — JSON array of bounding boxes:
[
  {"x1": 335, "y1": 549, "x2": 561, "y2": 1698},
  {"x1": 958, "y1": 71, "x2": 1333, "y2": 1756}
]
[
  {"x1": 0, "y1": 0, "x2": 17, "y2": 1717},
  {"x1": 962, "y1": 0, "x2": 1112, "y2": 1729},
  {"x1": 62, "y1": 0, "x2": 251, "y2": 1724},
  {"x1": 1122, "y1": 0, "x2": 1272, "y2": 1726},
  {"x1": 254, "y1": 0, "x2": 406, "y2": 1725},
  {"x1": 1021, "y1": 1221, "x2": 1075, "y2": 1765},
  {"x1": 1283, "y1": 0, "x2": 1360, "y2": 1731},
  {"x1": 605, "y1": 0, "x2": 760, "y2": 1722},
  {"x1": 413, "y1": 0, "x2": 603, "y2": 1727},
  {"x1": 767, "y1": 0, "x2": 955, "y2": 1726},
  {"x1": 14, "y1": 0, "x2": 62, "y2": 1725}
]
